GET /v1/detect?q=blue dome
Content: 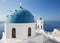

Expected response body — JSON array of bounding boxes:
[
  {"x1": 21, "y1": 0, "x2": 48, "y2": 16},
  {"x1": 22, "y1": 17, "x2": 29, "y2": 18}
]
[{"x1": 7, "y1": 7, "x2": 35, "y2": 23}]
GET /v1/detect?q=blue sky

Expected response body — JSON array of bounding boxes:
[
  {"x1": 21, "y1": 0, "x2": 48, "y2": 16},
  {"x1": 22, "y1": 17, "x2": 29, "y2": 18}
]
[{"x1": 0, "y1": 0, "x2": 60, "y2": 21}]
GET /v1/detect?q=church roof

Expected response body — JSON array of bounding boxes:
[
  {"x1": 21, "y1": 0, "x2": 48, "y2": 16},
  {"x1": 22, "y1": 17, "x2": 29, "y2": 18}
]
[{"x1": 7, "y1": 7, "x2": 35, "y2": 23}]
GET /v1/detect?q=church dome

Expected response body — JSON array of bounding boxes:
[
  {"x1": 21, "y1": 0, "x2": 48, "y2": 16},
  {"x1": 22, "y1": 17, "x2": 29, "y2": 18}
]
[{"x1": 7, "y1": 7, "x2": 35, "y2": 23}]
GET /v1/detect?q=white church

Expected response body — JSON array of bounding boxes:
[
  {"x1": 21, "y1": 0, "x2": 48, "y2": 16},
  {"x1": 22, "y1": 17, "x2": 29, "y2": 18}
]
[
  {"x1": 0, "y1": 1, "x2": 44, "y2": 43},
  {"x1": 4, "y1": 6, "x2": 43, "y2": 39}
]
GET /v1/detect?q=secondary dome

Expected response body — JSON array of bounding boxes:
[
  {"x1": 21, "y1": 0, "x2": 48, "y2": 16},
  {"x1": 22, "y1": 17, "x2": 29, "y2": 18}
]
[{"x1": 7, "y1": 7, "x2": 35, "y2": 23}]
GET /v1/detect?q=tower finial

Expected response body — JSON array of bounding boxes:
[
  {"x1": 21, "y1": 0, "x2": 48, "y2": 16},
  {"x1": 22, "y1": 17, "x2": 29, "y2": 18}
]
[
  {"x1": 20, "y1": 0, "x2": 23, "y2": 9},
  {"x1": 20, "y1": 0, "x2": 22, "y2": 7}
]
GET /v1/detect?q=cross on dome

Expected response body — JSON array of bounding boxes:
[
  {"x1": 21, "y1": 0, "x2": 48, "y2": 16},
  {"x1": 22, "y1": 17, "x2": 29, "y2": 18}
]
[{"x1": 20, "y1": 0, "x2": 22, "y2": 7}]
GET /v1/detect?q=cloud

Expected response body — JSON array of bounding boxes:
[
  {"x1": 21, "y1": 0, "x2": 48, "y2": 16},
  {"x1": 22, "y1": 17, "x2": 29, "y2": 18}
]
[{"x1": 0, "y1": 15, "x2": 7, "y2": 22}]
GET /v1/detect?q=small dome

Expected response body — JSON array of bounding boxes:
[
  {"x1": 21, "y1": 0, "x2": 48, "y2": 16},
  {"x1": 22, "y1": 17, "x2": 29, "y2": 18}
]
[{"x1": 7, "y1": 7, "x2": 35, "y2": 23}]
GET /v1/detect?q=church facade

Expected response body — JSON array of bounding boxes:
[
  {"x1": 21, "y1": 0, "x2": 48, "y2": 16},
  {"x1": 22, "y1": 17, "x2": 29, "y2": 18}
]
[{"x1": 4, "y1": 6, "x2": 44, "y2": 40}]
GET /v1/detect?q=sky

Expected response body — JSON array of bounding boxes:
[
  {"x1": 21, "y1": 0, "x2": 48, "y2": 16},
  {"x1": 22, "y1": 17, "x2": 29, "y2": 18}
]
[{"x1": 0, "y1": 0, "x2": 60, "y2": 21}]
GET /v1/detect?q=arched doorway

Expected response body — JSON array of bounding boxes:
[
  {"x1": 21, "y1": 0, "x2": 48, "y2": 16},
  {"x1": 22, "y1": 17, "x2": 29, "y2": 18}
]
[
  {"x1": 12, "y1": 28, "x2": 16, "y2": 38},
  {"x1": 28, "y1": 27, "x2": 31, "y2": 37}
]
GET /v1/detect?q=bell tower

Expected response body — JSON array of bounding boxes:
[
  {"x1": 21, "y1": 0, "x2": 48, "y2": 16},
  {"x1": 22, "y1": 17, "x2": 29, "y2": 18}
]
[{"x1": 37, "y1": 18, "x2": 44, "y2": 30}]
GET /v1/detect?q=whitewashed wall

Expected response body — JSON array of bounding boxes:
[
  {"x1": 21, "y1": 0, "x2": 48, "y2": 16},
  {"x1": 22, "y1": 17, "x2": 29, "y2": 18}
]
[{"x1": 4, "y1": 23, "x2": 35, "y2": 40}]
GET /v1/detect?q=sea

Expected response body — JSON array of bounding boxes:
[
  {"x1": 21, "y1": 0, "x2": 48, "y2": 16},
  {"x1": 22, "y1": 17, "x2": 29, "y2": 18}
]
[{"x1": 0, "y1": 21, "x2": 60, "y2": 39}]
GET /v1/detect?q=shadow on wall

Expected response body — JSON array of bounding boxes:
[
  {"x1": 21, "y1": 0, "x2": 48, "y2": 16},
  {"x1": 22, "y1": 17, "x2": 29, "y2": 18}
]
[{"x1": 28, "y1": 41, "x2": 36, "y2": 43}]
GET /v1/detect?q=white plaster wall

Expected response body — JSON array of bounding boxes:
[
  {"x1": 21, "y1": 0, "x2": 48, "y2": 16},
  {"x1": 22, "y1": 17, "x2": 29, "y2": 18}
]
[{"x1": 4, "y1": 23, "x2": 35, "y2": 40}]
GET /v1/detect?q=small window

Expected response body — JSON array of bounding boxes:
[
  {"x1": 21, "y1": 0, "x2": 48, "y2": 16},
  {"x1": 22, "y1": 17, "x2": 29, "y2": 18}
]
[
  {"x1": 12, "y1": 28, "x2": 16, "y2": 38},
  {"x1": 41, "y1": 25, "x2": 42, "y2": 29},
  {"x1": 28, "y1": 27, "x2": 31, "y2": 37},
  {"x1": 38, "y1": 25, "x2": 39, "y2": 29},
  {"x1": 35, "y1": 24, "x2": 37, "y2": 29}
]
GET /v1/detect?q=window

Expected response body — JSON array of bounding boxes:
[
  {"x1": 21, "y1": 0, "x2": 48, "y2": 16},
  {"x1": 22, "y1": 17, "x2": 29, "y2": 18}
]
[
  {"x1": 38, "y1": 25, "x2": 39, "y2": 29},
  {"x1": 41, "y1": 25, "x2": 42, "y2": 29},
  {"x1": 35, "y1": 24, "x2": 37, "y2": 29},
  {"x1": 28, "y1": 27, "x2": 31, "y2": 37},
  {"x1": 12, "y1": 28, "x2": 16, "y2": 38}
]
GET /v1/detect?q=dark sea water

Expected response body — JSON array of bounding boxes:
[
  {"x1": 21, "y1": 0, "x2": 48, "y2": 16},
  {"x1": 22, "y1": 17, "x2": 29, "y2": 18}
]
[
  {"x1": 0, "y1": 21, "x2": 60, "y2": 39},
  {"x1": 44, "y1": 21, "x2": 60, "y2": 32}
]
